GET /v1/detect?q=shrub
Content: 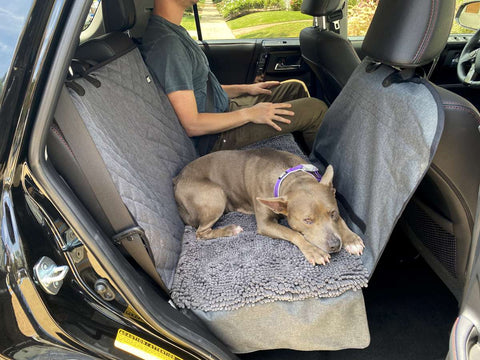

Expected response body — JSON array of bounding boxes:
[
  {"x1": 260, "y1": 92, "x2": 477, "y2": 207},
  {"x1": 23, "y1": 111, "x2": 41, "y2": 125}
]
[
  {"x1": 347, "y1": 0, "x2": 377, "y2": 36},
  {"x1": 219, "y1": 0, "x2": 284, "y2": 20},
  {"x1": 290, "y1": 0, "x2": 302, "y2": 11}
]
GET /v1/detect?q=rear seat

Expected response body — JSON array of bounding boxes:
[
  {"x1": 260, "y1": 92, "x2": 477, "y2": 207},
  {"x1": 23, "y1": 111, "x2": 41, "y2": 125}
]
[{"x1": 47, "y1": 0, "x2": 370, "y2": 352}]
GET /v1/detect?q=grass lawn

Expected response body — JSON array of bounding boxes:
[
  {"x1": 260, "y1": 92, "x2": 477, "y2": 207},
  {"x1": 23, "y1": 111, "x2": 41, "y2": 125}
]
[
  {"x1": 235, "y1": 20, "x2": 311, "y2": 38},
  {"x1": 227, "y1": 11, "x2": 311, "y2": 30},
  {"x1": 181, "y1": 14, "x2": 197, "y2": 31}
]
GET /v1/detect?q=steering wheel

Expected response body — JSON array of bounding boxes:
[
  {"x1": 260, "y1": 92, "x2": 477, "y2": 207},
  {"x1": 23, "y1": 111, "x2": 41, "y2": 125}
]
[{"x1": 457, "y1": 28, "x2": 480, "y2": 87}]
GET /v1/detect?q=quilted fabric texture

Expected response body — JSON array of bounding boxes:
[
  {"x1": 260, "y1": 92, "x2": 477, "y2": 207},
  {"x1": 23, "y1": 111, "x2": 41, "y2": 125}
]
[{"x1": 69, "y1": 49, "x2": 197, "y2": 288}]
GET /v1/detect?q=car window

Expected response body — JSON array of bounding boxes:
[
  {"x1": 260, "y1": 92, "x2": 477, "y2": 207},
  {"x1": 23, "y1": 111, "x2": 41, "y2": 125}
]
[
  {"x1": 348, "y1": 0, "x2": 476, "y2": 37},
  {"x1": 0, "y1": 1, "x2": 33, "y2": 105},
  {"x1": 183, "y1": 0, "x2": 478, "y2": 40},
  {"x1": 181, "y1": 0, "x2": 311, "y2": 40},
  {"x1": 83, "y1": 0, "x2": 101, "y2": 31}
]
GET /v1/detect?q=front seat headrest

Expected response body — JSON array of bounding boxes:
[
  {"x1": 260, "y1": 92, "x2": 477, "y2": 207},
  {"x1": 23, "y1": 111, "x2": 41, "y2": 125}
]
[
  {"x1": 362, "y1": 0, "x2": 454, "y2": 68},
  {"x1": 301, "y1": 0, "x2": 344, "y2": 17},
  {"x1": 102, "y1": 0, "x2": 136, "y2": 33}
]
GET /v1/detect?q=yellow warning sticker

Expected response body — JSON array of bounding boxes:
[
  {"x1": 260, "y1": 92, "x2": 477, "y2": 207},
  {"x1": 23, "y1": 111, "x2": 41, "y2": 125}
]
[
  {"x1": 123, "y1": 305, "x2": 144, "y2": 324},
  {"x1": 114, "y1": 329, "x2": 184, "y2": 360}
]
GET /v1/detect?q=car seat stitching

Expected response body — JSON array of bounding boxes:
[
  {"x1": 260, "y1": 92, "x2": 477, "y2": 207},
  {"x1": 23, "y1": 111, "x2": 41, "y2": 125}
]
[
  {"x1": 50, "y1": 125, "x2": 75, "y2": 157},
  {"x1": 443, "y1": 104, "x2": 480, "y2": 124},
  {"x1": 413, "y1": 0, "x2": 437, "y2": 63}
]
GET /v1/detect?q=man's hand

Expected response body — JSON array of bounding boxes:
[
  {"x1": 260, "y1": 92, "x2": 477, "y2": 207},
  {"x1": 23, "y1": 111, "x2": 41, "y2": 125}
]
[
  {"x1": 246, "y1": 81, "x2": 281, "y2": 96},
  {"x1": 242, "y1": 102, "x2": 294, "y2": 131}
]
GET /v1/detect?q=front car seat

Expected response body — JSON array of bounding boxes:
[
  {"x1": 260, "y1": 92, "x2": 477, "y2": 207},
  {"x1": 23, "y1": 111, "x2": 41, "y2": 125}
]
[
  {"x1": 351, "y1": 0, "x2": 480, "y2": 302},
  {"x1": 310, "y1": 0, "x2": 480, "y2": 304},
  {"x1": 299, "y1": 0, "x2": 360, "y2": 104}
]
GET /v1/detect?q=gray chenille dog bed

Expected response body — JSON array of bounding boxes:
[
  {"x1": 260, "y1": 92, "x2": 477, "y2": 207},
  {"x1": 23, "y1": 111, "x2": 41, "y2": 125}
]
[
  {"x1": 171, "y1": 135, "x2": 369, "y2": 312},
  {"x1": 171, "y1": 213, "x2": 368, "y2": 311}
]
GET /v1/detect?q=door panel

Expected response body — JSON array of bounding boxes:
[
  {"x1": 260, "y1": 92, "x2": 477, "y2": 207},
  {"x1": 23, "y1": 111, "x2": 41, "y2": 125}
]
[{"x1": 201, "y1": 38, "x2": 316, "y2": 95}]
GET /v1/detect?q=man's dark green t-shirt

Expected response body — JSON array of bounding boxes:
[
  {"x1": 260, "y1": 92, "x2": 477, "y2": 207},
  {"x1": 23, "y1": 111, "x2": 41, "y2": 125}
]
[{"x1": 141, "y1": 15, "x2": 229, "y2": 153}]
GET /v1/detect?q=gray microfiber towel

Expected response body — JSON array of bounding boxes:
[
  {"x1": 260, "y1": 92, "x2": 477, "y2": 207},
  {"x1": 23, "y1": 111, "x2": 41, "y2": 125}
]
[{"x1": 171, "y1": 212, "x2": 368, "y2": 312}]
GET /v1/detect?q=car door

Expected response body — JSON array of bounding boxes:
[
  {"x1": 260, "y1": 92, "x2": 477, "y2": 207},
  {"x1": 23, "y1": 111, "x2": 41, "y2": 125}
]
[{"x1": 447, "y1": 188, "x2": 480, "y2": 360}]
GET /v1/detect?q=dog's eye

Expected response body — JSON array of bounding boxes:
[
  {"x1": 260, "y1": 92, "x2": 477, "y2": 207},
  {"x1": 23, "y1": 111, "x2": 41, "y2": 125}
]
[
  {"x1": 330, "y1": 210, "x2": 339, "y2": 221},
  {"x1": 303, "y1": 218, "x2": 313, "y2": 225}
]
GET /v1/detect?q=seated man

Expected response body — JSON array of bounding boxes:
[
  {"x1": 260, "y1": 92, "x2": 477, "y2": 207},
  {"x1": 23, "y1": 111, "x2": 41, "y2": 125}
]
[{"x1": 141, "y1": 0, "x2": 328, "y2": 155}]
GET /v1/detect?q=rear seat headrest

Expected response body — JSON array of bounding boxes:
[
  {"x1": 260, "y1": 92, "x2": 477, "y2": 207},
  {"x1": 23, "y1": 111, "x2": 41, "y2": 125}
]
[
  {"x1": 301, "y1": 0, "x2": 344, "y2": 17},
  {"x1": 102, "y1": 0, "x2": 136, "y2": 33},
  {"x1": 75, "y1": 32, "x2": 136, "y2": 65},
  {"x1": 362, "y1": 0, "x2": 454, "y2": 68}
]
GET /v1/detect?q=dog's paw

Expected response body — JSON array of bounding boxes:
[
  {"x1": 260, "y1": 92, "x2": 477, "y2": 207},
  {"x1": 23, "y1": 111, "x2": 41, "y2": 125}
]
[
  {"x1": 222, "y1": 224, "x2": 244, "y2": 237},
  {"x1": 230, "y1": 225, "x2": 244, "y2": 235},
  {"x1": 343, "y1": 233, "x2": 365, "y2": 256},
  {"x1": 300, "y1": 243, "x2": 331, "y2": 266}
]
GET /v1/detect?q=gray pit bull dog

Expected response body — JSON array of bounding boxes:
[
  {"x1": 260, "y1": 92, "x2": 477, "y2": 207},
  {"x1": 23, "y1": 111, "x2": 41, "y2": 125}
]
[{"x1": 173, "y1": 149, "x2": 364, "y2": 265}]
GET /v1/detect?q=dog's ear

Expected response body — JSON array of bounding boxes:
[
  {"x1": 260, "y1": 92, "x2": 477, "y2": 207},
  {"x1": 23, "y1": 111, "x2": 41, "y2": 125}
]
[
  {"x1": 320, "y1": 165, "x2": 334, "y2": 187},
  {"x1": 257, "y1": 197, "x2": 288, "y2": 215}
]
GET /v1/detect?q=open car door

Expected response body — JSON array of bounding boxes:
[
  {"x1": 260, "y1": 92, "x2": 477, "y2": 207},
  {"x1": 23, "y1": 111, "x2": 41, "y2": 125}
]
[{"x1": 448, "y1": 186, "x2": 480, "y2": 359}]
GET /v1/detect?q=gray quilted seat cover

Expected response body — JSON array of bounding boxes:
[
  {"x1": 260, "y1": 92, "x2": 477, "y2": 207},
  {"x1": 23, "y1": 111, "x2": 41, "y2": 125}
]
[{"x1": 68, "y1": 48, "x2": 197, "y2": 288}]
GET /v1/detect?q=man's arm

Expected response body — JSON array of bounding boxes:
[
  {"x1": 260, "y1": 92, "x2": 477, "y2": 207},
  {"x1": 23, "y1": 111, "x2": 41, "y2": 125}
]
[
  {"x1": 167, "y1": 89, "x2": 294, "y2": 137},
  {"x1": 221, "y1": 81, "x2": 281, "y2": 99}
]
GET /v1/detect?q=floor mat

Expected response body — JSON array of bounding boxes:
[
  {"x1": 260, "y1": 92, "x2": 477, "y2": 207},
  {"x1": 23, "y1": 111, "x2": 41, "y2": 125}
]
[{"x1": 239, "y1": 227, "x2": 458, "y2": 360}]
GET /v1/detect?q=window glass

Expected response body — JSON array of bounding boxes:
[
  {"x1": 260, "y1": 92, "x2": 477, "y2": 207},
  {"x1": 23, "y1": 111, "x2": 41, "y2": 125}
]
[
  {"x1": 181, "y1": 0, "x2": 311, "y2": 40},
  {"x1": 347, "y1": 0, "x2": 477, "y2": 37},
  {"x1": 0, "y1": 0, "x2": 33, "y2": 105},
  {"x1": 183, "y1": 0, "x2": 479, "y2": 40},
  {"x1": 83, "y1": 0, "x2": 101, "y2": 31}
]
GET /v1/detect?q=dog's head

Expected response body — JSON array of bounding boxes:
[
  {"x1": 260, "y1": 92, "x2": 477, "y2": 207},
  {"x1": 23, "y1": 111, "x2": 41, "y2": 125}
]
[{"x1": 257, "y1": 165, "x2": 343, "y2": 253}]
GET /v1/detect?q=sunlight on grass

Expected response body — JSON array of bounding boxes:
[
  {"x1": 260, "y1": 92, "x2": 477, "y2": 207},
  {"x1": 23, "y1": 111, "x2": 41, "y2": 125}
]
[
  {"x1": 181, "y1": 14, "x2": 197, "y2": 31},
  {"x1": 227, "y1": 11, "x2": 311, "y2": 30},
  {"x1": 236, "y1": 20, "x2": 311, "y2": 38}
]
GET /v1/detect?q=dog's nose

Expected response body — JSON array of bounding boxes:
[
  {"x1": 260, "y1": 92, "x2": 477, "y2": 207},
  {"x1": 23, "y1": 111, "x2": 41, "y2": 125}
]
[{"x1": 327, "y1": 236, "x2": 341, "y2": 252}]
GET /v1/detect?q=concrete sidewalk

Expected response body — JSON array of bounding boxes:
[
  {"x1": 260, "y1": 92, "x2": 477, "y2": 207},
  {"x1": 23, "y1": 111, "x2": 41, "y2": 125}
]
[{"x1": 196, "y1": 0, "x2": 235, "y2": 39}]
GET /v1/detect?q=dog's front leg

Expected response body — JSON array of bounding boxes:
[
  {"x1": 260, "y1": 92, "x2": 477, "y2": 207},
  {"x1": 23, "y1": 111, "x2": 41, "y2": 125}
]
[
  {"x1": 339, "y1": 218, "x2": 365, "y2": 255},
  {"x1": 257, "y1": 220, "x2": 331, "y2": 265}
]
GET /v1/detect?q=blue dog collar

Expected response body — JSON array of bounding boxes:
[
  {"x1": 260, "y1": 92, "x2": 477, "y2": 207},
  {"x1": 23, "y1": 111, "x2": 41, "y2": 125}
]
[{"x1": 274, "y1": 164, "x2": 322, "y2": 197}]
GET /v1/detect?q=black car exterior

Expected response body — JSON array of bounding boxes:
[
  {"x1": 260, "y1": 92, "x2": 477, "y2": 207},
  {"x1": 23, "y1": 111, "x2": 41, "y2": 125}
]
[{"x1": 0, "y1": 1, "x2": 213, "y2": 359}]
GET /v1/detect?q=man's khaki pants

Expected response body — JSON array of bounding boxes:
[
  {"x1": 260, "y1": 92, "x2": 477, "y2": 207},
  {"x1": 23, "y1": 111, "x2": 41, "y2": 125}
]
[{"x1": 212, "y1": 80, "x2": 328, "y2": 152}]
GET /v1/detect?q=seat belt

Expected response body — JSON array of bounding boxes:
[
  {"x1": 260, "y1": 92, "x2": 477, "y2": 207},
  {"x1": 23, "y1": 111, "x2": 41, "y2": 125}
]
[{"x1": 54, "y1": 86, "x2": 169, "y2": 293}]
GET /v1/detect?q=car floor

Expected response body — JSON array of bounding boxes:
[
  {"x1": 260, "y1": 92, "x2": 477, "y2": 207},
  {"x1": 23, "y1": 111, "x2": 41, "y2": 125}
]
[{"x1": 239, "y1": 226, "x2": 459, "y2": 360}]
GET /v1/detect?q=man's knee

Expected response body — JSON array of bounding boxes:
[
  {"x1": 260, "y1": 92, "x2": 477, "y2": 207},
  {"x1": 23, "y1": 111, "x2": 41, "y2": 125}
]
[
  {"x1": 308, "y1": 97, "x2": 328, "y2": 117},
  {"x1": 276, "y1": 80, "x2": 310, "y2": 100}
]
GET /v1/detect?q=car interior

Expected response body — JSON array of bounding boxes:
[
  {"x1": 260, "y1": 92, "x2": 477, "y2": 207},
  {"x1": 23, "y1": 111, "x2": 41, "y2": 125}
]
[{"x1": 26, "y1": 0, "x2": 480, "y2": 358}]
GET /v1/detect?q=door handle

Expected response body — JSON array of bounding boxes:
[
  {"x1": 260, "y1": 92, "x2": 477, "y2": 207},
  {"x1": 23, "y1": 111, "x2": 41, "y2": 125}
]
[{"x1": 274, "y1": 63, "x2": 301, "y2": 71}]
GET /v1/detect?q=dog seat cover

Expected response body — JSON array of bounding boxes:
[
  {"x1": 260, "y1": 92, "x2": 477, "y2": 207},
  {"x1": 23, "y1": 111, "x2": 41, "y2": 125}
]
[
  {"x1": 66, "y1": 49, "x2": 370, "y2": 352},
  {"x1": 311, "y1": 59, "x2": 444, "y2": 275},
  {"x1": 67, "y1": 48, "x2": 197, "y2": 289}
]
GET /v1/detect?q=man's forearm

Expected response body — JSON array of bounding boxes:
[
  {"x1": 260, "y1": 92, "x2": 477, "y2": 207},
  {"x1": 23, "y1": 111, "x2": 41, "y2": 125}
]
[
  {"x1": 221, "y1": 84, "x2": 250, "y2": 99},
  {"x1": 167, "y1": 89, "x2": 292, "y2": 138},
  {"x1": 185, "y1": 109, "x2": 250, "y2": 136}
]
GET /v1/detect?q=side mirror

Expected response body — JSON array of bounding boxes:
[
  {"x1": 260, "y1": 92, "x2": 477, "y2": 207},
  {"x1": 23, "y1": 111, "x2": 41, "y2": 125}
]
[{"x1": 456, "y1": 1, "x2": 480, "y2": 30}]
